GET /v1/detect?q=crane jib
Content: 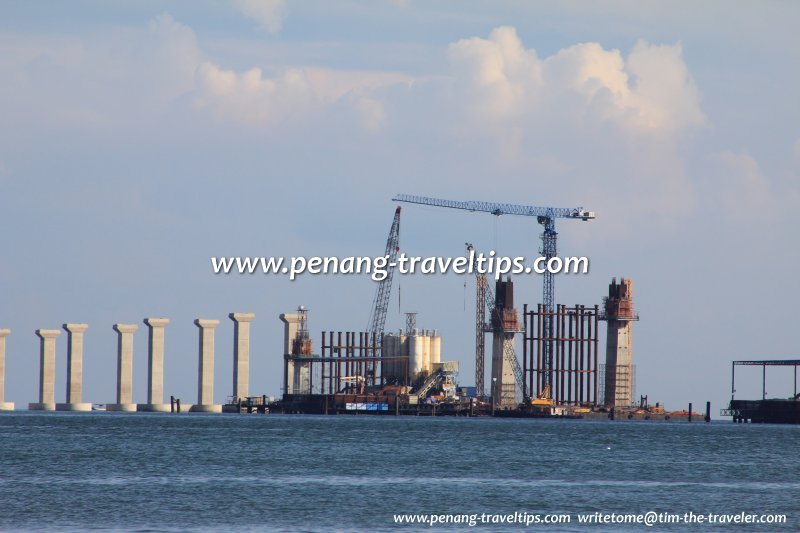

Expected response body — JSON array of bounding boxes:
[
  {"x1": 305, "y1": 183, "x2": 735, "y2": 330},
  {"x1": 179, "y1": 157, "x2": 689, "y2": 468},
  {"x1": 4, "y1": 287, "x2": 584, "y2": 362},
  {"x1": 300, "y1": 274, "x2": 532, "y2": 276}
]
[
  {"x1": 366, "y1": 207, "x2": 401, "y2": 341},
  {"x1": 391, "y1": 194, "x2": 594, "y2": 220}
]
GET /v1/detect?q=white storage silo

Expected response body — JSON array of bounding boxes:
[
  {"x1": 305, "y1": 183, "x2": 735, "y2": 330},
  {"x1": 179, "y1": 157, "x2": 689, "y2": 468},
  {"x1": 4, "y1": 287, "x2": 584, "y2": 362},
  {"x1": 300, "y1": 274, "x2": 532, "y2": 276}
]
[
  {"x1": 421, "y1": 334, "x2": 431, "y2": 374},
  {"x1": 399, "y1": 334, "x2": 408, "y2": 380},
  {"x1": 381, "y1": 333, "x2": 394, "y2": 380},
  {"x1": 410, "y1": 334, "x2": 425, "y2": 378},
  {"x1": 430, "y1": 334, "x2": 441, "y2": 367}
]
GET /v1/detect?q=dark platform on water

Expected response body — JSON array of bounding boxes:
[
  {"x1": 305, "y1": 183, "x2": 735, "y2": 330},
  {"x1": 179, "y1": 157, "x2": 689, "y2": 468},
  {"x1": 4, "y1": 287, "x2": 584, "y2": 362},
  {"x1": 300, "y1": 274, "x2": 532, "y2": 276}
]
[
  {"x1": 269, "y1": 394, "x2": 474, "y2": 416},
  {"x1": 723, "y1": 359, "x2": 800, "y2": 423},
  {"x1": 724, "y1": 399, "x2": 800, "y2": 424}
]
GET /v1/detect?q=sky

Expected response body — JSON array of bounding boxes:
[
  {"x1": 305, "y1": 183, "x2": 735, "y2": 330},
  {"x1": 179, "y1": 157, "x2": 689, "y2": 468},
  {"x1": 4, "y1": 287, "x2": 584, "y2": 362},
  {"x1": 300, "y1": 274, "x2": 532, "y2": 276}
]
[{"x1": 1, "y1": 1, "x2": 798, "y2": 414}]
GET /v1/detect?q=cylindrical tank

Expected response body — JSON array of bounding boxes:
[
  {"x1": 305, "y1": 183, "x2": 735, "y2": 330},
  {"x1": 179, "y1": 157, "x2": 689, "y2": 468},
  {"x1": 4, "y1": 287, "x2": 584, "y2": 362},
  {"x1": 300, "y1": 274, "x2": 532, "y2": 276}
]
[
  {"x1": 399, "y1": 334, "x2": 408, "y2": 381},
  {"x1": 381, "y1": 334, "x2": 394, "y2": 380},
  {"x1": 421, "y1": 335, "x2": 431, "y2": 374},
  {"x1": 410, "y1": 334, "x2": 425, "y2": 378},
  {"x1": 406, "y1": 334, "x2": 416, "y2": 379},
  {"x1": 394, "y1": 333, "x2": 404, "y2": 379},
  {"x1": 430, "y1": 335, "x2": 441, "y2": 367}
]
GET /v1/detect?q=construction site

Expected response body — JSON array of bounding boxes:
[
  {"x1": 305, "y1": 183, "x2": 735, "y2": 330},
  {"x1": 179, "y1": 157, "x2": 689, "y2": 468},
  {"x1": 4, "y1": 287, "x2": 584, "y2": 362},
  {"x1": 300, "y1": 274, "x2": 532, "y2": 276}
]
[
  {"x1": 265, "y1": 195, "x2": 706, "y2": 421},
  {"x1": 0, "y1": 195, "x2": 715, "y2": 421}
]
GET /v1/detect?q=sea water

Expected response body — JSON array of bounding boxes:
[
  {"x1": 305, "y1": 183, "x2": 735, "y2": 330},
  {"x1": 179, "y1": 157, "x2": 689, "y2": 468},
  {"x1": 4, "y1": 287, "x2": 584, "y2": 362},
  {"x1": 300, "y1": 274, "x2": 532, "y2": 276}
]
[{"x1": 1, "y1": 413, "x2": 798, "y2": 531}]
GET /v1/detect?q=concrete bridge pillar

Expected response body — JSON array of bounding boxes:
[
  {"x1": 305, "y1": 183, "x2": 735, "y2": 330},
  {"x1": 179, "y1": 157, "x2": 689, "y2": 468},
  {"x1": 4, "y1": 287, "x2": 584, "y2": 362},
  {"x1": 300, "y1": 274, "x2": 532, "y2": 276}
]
[
  {"x1": 108, "y1": 324, "x2": 138, "y2": 412},
  {"x1": 30, "y1": 329, "x2": 60, "y2": 410},
  {"x1": 230, "y1": 313, "x2": 255, "y2": 401},
  {"x1": 139, "y1": 318, "x2": 170, "y2": 412},
  {"x1": 0, "y1": 329, "x2": 13, "y2": 410},
  {"x1": 57, "y1": 323, "x2": 91, "y2": 411},
  {"x1": 190, "y1": 319, "x2": 221, "y2": 413}
]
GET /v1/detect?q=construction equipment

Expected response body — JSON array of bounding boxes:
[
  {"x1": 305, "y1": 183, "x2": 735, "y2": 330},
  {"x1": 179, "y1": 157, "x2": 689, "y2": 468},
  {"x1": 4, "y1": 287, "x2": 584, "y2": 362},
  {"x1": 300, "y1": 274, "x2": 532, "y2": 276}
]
[
  {"x1": 466, "y1": 243, "x2": 488, "y2": 398},
  {"x1": 367, "y1": 207, "x2": 401, "y2": 344},
  {"x1": 415, "y1": 369, "x2": 444, "y2": 400},
  {"x1": 530, "y1": 384, "x2": 554, "y2": 414},
  {"x1": 394, "y1": 194, "x2": 594, "y2": 395},
  {"x1": 466, "y1": 243, "x2": 524, "y2": 402},
  {"x1": 341, "y1": 376, "x2": 366, "y2": 395}
]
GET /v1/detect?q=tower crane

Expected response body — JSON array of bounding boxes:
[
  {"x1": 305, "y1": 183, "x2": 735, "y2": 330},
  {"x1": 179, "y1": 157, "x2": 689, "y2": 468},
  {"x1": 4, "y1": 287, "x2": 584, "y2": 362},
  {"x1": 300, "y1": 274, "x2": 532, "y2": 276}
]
[
  {"x1": 393, "y1": 194, "x2": 594, "y2": 394},
  {"x1": 367, "y1": 207, "x2": 401, "y2": 346}
]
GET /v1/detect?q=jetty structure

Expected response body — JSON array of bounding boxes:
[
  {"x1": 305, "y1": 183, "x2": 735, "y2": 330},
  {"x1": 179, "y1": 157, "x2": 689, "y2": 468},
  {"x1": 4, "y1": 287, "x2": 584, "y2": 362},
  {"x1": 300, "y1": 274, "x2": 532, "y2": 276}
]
[{"x1": 723, "y1": 360, "x2": 800, "y2": 423}]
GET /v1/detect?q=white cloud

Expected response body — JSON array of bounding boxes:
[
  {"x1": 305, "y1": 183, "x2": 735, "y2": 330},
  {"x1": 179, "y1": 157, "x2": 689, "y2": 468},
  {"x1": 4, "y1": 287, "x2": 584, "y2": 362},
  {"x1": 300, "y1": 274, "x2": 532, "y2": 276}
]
[
  {"x1": 233, "y1": 0, "x2": 287, "y2": 34},
  {"x1": 0, "y1": 12, "x2": 203, "y2": 134},
  {"x1": 426, "y1": 27, "x2": 711, "y2": 225},
  {"x1": 706, "y1": 151, "x2": 772, "y2": 212},
  {"x1": 0, "y1": 19, "x2": 711, "y2": 223},
  {"x1": 0, "y1": 12, "x2": 416, "y2": 133},
  {"x1": 145, "y1": 13, "x2": 203, "y2": 98},
  {"x1": 192, "y1": 63, "x2": 410, "y2": 126},
  {"x1": 447, "y1": 26, "x2": 542, "y2": 119},
  {"x1": 625, "y1": 40, "x2": 706, "y2": 133},
  {"x1": 355, "y1": 97, "x2": 387, "y2": 132},
  {"x1": 446, "y1": 27, "x2": 706, "y2": 136},
  {"x1": 192, "y1": 63, "x2": 315, "y2": 124}
]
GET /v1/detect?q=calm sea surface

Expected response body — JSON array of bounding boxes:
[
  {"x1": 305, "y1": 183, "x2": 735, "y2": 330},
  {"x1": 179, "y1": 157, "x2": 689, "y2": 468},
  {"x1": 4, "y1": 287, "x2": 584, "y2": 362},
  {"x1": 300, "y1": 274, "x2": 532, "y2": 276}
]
[{"x1": 1, "y1": 413, "x2": 798, "y2": 532}]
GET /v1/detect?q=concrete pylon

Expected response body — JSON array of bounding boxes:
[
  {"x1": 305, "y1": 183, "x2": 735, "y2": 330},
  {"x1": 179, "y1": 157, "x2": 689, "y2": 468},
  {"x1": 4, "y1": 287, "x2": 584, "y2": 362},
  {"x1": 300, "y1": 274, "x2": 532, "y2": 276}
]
[
  {"x1": 108, "y1": 324, "x2": 138, "y2": 412},
  {"x1": 57, "y1": 323, "x2": 91, "y2": 411},
  {"x1": 491, "y1": 279, "x2": 519, "y2": 408},
  {"x1": 0, "y1": 329, "x2": 13, "y2": 411},
  {"x1": 279, "y1": 312, "x2": 303, "y2": 395},
  {"x1": 602, "y1": 278, "x2": 638, "y2": 409},
  {"x1": 491, "y1": 333, "x2": 517, "y2": 408},
  {"x1": 190, "y1": 319, "x2": 221, "y2": 413},
  {"x1": 230, "y1": 313, "x2": 255, "y2": 401},
  {"x1": 29, "y1": 329, "x2": 61, "y2": 410},
  {"x1": 138, "y1": 318, "x2": 170, "y2": 412}
]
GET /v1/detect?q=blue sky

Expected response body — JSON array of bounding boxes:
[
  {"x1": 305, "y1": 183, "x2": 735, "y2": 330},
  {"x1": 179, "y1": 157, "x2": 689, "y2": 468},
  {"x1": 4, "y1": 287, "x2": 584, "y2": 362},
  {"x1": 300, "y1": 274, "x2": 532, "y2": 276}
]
[{"x1": 1, "y1": 1, "x2": 798, "y2": 412}]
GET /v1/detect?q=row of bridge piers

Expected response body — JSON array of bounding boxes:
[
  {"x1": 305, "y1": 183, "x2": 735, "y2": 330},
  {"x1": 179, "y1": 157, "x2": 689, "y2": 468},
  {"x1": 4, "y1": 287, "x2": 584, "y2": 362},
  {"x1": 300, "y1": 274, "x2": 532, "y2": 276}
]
[{"x1": 0, "y1": 313, "x2": 255, "y2": 412}]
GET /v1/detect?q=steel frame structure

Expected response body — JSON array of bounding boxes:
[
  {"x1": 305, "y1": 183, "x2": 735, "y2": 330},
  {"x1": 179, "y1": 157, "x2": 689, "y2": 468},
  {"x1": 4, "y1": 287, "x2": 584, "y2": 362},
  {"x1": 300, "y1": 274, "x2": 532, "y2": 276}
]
[{"x1": 523, "y1": 303, "x2": 600, "y2": 406}]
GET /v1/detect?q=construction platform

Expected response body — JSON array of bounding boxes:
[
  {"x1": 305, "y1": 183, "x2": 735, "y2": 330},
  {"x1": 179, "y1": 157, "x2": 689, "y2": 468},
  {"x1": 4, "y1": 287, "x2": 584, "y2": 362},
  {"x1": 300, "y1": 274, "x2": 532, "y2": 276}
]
[
  {"x1": 722, "y1": 359, "x2": 800, "y2": 424},
  {"x1": 241, "y1": 393, "x2": 708, "y2": 421},
  {"x1": 268, "y1": 394, "x2": 474, "y2": 416},
  {"x1": 723, "y1": 399, "x2": 800, "y2": 424}
]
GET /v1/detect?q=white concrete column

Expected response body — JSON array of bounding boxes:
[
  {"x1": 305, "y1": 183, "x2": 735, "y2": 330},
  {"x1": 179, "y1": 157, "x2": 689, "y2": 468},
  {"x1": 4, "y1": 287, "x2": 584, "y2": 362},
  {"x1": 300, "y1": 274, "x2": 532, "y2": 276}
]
[
  {"x1": 0, "y1": 329, "x2": 13, "y2": 410},
  {"x1": 139, "y1": 318, "x2": 170, "y2": 412},
  {"x1": 279, "y1": 313, "x2": 301, "y2": 395},
  {"x1": 491, "y1": 333, "x2": 517, "y2": 408},
  {"x1": 230, "y1": 313, "x2": 255, "y2": 401},
  {"x1": 190, "y1": 319, "x2": 221, "y2": 413},
  {"x1": 108, "y1": 324, "x2": 138, "y2": 412},
  {"x1": 29, "y1": 329, "x2": 60, "y2": 410},
  {"x1": 57, "y1": 323, "x2": 91, "y2": 411}
]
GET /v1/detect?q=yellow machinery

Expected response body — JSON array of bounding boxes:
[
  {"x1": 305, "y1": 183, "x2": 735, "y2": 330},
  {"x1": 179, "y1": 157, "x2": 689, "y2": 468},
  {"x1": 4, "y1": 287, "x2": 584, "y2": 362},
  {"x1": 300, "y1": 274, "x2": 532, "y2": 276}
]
[{"x1": 530, "y1": 385, "x2": 554, "y2": 413}]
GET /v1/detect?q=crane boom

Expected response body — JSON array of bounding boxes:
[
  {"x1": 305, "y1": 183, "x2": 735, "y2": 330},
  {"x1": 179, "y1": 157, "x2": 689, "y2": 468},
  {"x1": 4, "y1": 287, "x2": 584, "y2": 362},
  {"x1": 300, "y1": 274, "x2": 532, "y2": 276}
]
[
  {"x1": 393, "y1": 194, "x2": 594, "y2": 221},
  {"x1": 467, "y1": 243, "x2": 487, "y2": 398},
  {"x1": 395, "y1": 194, "x2": 594, "y2": 396},
  {"x1": 367, "y1": 207, "x2": 401, "y2": 343}
]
